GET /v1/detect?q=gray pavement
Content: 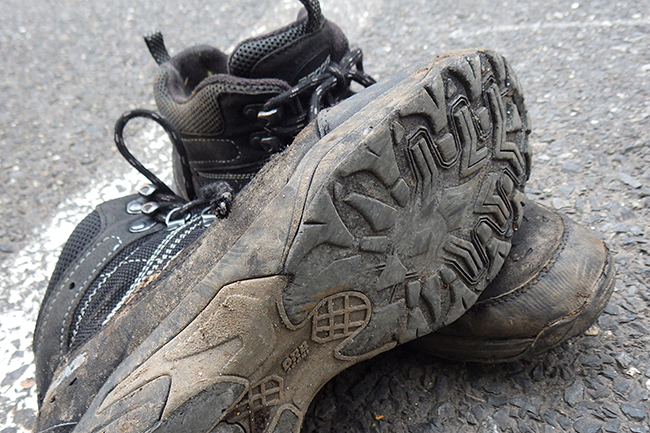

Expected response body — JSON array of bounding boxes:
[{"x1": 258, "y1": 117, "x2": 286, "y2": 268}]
[{"x1": 1, "y1": 0, "x2": 649, "y2": 432}]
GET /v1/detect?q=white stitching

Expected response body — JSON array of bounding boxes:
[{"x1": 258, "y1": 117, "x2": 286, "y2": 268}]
[
  {"x1": 58, "y1": 235, "x2": 122, "y2": 353},
  {"x1": 102, "y1": 216, "x2": 203, "y2": 325},
  {"x1": 35, "y1": 234, "x2": 121, "y2": 356},
  {"x1": 185, "y1": 138, "x2": 242, "y2": 163},
  {"x1": 67, "y1": 248, "x2": 145, "y2": 344}
]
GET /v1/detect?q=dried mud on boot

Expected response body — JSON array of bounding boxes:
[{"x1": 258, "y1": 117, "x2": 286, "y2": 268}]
[{"x1": 70, "y1": 50, "x2": 530, "y2": 433}]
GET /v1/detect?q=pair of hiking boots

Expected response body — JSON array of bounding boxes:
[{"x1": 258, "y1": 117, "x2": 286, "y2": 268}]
[{"x1": 34, "y1": 1, "x2": 615, "y2": 432}]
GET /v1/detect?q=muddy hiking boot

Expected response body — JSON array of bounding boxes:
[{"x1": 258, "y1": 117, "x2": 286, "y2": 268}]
[
  {"x1": 411, "y1": 201, "x2": 616, "y2": 363},
  {"x1": 35, "y1": 48, "x2": 531, "y2": 433},
  {"x1": 146, "y1": 0, "x2": 374, "y2": 198},
  {"x1": 33, "y1": 0, "x2": 374, "y2": 409}
]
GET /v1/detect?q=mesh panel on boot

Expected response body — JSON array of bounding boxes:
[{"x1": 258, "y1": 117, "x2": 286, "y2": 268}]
[
  {"x1": 44, "y1": 211, "x2": 102, "y2": 300},
  {"x1": 229, "y1": 21, "x2": 308, "y2": 78},
  {"x1": 154, "y1": 69, "x2": 226, "y2": 135},
  {"x1": 67, "y1": 216, "x2": 207, "y2": 351},
  {"x1": 154, "y1": 70, "x2": 287, "y2": 135}
]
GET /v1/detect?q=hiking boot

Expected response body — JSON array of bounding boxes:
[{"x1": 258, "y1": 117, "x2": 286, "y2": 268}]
[
  {"x1": 411, "y1": 201, "x2": 615, "y2": 363},
  {"x1": 35, "y1": 49, "x2": 530, "y2": 433},
  {"x1": 33, "y1": 0, "x2": 374, "y2": 407},
  {"x1": 146, "y1": 0, "x2": 374, "y2": 198}
]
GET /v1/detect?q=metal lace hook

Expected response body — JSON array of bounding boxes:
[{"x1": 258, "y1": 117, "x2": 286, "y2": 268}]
[{"x1": 164, "y1": 206, "x2": 190, "y2": 230}]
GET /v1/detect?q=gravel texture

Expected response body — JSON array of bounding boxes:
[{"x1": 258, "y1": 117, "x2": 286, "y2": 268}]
[{"x1": 1, "y1": 0, "x2": 649, "y2": 432}]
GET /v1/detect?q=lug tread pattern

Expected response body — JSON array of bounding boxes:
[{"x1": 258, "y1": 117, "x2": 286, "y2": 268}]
[
  {"x1": 226, "y1": 376, "x2": 284, "y2": 424},
  {"x1": 474, "y1": 172, "x2": 515, "y2": 234},
  {"x1": 311, "y1": 292, "x2": 371, "y2": 343},
  {"x1": 343, "y1": 192, "x2": 398, "y2": 232},
  {"x1": 442, "y1": 235, "x2": 486, "y2": 283},
  {"x1": 284, "y1": 51, "x2": 530, "y2": 358},
  {"x1": 455, "y1": 102, "x2": 489, "y2": 177}
]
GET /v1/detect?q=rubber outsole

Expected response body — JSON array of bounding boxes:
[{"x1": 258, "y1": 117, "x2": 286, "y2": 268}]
[{"x1": 72, "y1": 50, "x2": 530, "y2": 433}]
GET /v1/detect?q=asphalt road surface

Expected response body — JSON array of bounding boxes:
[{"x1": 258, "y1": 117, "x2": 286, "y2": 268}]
[{"x1": 1, "y1": 0, "x2": 649, "y2": 432}]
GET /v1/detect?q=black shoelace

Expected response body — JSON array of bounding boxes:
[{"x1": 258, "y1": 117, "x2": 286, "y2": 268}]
[
  {"x1": 258, "y1": 48, "x2": 376, "y2": 139},
  {"x1": 113, "y1": 48, "x2": 375, "y2": 225},
  {"x1": 114, "y1": 109, "x2": 233, "y2": 224}
]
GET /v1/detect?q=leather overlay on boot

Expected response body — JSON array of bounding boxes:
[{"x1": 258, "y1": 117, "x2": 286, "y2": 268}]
[{"x1": 411, "y1": 201, "x2": 616, "y2": 363}]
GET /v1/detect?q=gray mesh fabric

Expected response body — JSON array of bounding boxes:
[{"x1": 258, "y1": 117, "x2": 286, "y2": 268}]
[
  {"x1": 229, "y1": 21, "x2": 308, "y2": 78},
  {"x1": 68, "y1": 215, "x2": 207, "y2": 351},
  {"x1": 154, "y1": 70, "x2": 288, "y2": 135},
  {"x1": 154, "y1": 69, "x2": 225, "y2": 135},
  {"x1": 39, "y1": 211, "x2": 102, "y2": 310}
]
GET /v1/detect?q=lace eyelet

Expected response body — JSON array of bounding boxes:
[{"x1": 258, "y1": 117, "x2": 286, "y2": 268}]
[
  {"x1": 141, "y1": 202, "x2": 161, "y2": 215},
  {"x1": 126, "y1": 197, "x2": 147, "y2": 214},
  {"x1": 129, "y1": 217, "x2": 158, "y2": 233},
  {"x1": 260, "y1": 136, "x2": 282, "y2": 153},
  {"x1": 243, "y1": 104, "x2": 264, "y2": 119},
  {"x1": 138, "y1": 184, "x2": 158, "y2": 197}
]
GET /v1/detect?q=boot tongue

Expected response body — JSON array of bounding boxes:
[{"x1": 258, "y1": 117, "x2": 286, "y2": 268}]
[{"x1": 228, "y1": 0, "x2": 348, "y2": 85}]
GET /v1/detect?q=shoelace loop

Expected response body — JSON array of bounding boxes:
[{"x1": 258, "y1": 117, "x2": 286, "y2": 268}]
[
  {"x1": 114, "y1": 110, "x2": 234, "y2": 227},
  {"x1": 114, "y1": 109, "x2": 196, "y2": 199}
]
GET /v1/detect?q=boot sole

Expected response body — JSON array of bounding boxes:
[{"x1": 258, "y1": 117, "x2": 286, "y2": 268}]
[{"x1": 73, "y1": 50, "x2": 530, "y2": 433}]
